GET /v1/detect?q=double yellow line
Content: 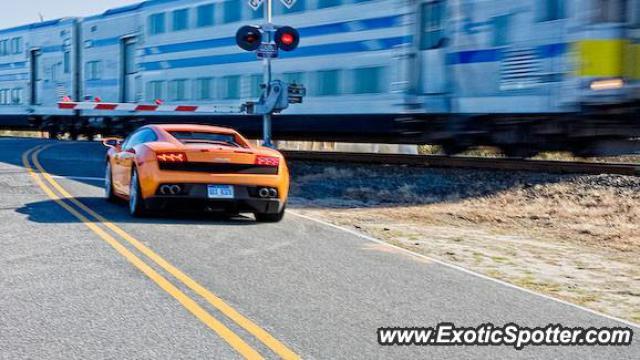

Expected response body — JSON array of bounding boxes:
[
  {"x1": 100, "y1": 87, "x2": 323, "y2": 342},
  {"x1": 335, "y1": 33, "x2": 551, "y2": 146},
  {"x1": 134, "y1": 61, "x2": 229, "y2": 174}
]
[{"x1": 22, "y1": 144, "x2": 300, "y2": 360}]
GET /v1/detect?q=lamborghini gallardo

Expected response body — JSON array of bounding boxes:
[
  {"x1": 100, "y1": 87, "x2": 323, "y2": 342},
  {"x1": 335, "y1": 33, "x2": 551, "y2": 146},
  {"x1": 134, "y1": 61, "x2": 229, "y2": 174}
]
[{"x1": 103, "y1": 124, "x2": 289, "y2": 222}]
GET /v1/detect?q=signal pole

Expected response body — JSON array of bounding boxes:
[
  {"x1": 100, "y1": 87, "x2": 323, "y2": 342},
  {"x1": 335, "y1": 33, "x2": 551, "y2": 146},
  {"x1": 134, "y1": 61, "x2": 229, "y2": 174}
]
[
  {"x1": 262, "y1": 0, "x2": 274, "y2": 148},
  {"x1": 238, "y1": 0, "x2": 303, "y2": 147}
]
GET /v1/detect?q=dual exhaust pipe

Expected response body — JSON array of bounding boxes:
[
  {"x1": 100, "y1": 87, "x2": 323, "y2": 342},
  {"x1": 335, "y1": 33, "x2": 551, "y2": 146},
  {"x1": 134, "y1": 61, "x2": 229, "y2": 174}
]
[
  {"x1": 160, "y1": 185, "x2": 276, "y2": 198},
  {"x1": 258, "y1": 187, "x2": 278, "y2": 199},
  {"x1": 160, "y1": 184, "x2": 182, "y2": 195}
]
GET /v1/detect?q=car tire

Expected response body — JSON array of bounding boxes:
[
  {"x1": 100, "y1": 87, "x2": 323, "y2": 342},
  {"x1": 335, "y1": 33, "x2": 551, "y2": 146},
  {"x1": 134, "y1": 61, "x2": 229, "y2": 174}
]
[
  {"x1": 255, "y1": 206, "x2": 286, "y2": 223},
  {"x1": 105, "y1": 161, "x2": 118, "y2": 203},
  {"x1": 129, "y1": 168, "x2": 147, "y2": 217}
]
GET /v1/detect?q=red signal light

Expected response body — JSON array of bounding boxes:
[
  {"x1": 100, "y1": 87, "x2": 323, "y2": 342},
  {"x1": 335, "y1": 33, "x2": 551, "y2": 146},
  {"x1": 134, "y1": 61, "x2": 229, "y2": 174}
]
[
  {"x1": 281, "y1": 33, "x2": 294, "y2": 46},
  {"x1": 275, "y1": 26, "x2": 299, "y2": 52}
]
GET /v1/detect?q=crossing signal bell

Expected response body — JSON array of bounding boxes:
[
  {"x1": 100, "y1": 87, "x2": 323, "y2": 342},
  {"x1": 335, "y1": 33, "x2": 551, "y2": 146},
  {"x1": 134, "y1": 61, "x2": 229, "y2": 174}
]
[
  {"x1": 236, "y1": 25, "x2": 262, "y2": 52},
  {"x1": 275, "y1": 26, "x2": 299, "y2": 51}
]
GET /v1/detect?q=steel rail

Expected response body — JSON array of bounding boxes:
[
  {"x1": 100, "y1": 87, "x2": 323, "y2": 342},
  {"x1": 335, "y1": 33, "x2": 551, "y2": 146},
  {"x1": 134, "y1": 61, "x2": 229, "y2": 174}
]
[{"x1": 281, "y1": 151, "x2": 640, "y2": 176}]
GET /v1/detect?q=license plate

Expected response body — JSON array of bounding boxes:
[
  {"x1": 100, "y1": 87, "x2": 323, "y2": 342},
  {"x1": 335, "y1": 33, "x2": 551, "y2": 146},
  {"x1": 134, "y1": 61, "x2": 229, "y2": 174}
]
[{"x1": 207, "y1": 185, "x2": 234, "y2": 199}]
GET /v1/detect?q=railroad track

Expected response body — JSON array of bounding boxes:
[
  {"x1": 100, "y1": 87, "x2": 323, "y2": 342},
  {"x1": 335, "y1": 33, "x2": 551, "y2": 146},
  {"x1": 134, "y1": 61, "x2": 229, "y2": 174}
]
[{"x1": 281, "y1": 150, "x2": 640, "y2": 176}]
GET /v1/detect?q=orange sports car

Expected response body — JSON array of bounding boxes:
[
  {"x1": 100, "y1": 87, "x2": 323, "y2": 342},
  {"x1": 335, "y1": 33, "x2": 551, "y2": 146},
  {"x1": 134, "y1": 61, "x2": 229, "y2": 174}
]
[{"x1": 102, "y1": 124, "x2": 289, "y2": 222}]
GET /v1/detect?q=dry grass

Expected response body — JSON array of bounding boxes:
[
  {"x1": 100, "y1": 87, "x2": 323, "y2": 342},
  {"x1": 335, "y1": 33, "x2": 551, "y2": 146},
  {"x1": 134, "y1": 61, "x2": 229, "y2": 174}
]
[
  {"x1": 289, "y1": 162, "x2": 640, "y2": 323},
  {"x1": 0, "y1": 130, "x2": 46, "y2": 138}
]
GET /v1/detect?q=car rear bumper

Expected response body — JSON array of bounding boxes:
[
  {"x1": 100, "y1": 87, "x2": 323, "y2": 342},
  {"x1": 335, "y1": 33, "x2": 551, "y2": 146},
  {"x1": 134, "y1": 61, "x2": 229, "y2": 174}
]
[
  {"x1": 137, "y1": 161, "x2": 290, "y2": 201},
  {"x1": 144, "y1": 184, "x2": 284, "y2": 214}
]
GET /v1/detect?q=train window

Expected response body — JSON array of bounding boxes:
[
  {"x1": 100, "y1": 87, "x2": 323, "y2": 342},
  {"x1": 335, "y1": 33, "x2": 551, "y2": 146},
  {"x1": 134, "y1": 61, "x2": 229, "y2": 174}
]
[
  {"x1": 420, "y1": 1, "x2": 445, "y2": 50},
  {"x1": 593, "y1": 0, "x2": 627, "y2": 23},
  {"x1": 149, "y1": 13, "x2": 166, "y2": 35},
  {"x1": 85, "y1": 61, "x2": 102, "y2": 80},
  {"x1": 317, "y1": 0, "x2": 342, "y2": 9},
  {"x1": 0, "y1": 89, "x2": 6, "y2": 104},
  {"x1": 196, "y1": 78, "x2": 213, "y2": 100},
  {"x1": 63, "y1": 51, "x2": 71, "y2": 74},
  {"x1": 0, "y1": 40, "x2": 8, "y2": 56},
  {"x1": 493, "y1": 15, "x2": 510, "y2": 47},
  {"x1": 172, "y1": 9, "x2": 190, "y2": 31},
  {"x1": 223, "y1": 1, "x2": 242, "y2": 24},
  {"x1": 249, "y1": 74, "x2": 263, "y2": 98},
  {"x1": 197, "y1": 4, "x2": 215, "y2": 27},
  {"x1": 633, "y1": 1, "x2": 640, "y2": 26},
  {"x1": 11, "y1": 38, "x2": 22, "y2": 54},
  {"x1": 315, "y1": 70, "x2": 341, "y2": 96},
  {"x1": 352, "y1": 67, "x2": 385, "y2": 94},
  {"x1": 169, "y1": 79, "x2": 189, "y2": 101},
  {"x1": 538, "y1": 0, "x2": 565, "y2": 21},
  {"x1": 220, "y1": 75, "x2": 241, "y2": 99},
  {"x1": 146, "y1": 81, "x2": 165, "y2": 101},
  {"x1": 124, "y1": 42, "x2": 136, "y2": 75},
  {"x1": 51, "y1": 64, "x2": 61, "y2": 82},
  {"x1": 11, "y1": 88, "x2": 23, "y2": 105}
]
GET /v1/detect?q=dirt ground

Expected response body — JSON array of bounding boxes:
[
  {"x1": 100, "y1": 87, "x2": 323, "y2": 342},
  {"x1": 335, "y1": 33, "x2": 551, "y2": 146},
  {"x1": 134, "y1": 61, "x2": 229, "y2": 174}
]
[{"x1": 287, "y1": 162, "x2": 640, "y2": 324}]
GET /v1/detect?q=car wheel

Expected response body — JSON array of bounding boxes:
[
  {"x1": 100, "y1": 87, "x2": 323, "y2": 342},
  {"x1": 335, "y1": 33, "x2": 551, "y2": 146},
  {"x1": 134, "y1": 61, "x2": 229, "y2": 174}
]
[
  {"x1": 105, "y1": 162, "x2": 117, "y2": 203},
  {"x1": 129, "y1": 168, "x2": 147, "y2": 217},
  {"x1": 255, "y1": 206, "x2": 286, "y2": 223}
]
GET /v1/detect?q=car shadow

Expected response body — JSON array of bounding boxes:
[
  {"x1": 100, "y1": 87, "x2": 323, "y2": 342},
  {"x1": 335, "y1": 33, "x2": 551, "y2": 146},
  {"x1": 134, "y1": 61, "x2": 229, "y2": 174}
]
[{"x1": 16, "y1": 197, "x2": 260, "y2": 226}]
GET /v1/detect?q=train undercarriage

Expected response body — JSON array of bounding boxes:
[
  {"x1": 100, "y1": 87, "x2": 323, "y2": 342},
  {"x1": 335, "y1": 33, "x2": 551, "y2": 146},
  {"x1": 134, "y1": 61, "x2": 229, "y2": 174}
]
[{"x1": 10, "y1": 104, "x2": 640, "y2": 157}]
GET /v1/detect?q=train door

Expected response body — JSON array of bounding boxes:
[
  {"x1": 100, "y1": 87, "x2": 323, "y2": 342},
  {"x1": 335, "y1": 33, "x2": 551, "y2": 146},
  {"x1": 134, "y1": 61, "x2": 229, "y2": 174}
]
[
  {"x1": 416, "y1": 0, "x2": 448, "y2": 95},
  {"x1": 30, "y1": 49, "x2": 42, "y2": 105},
  {"x1": 121, "y1": 37, "x2": 138, "y2": 103}
]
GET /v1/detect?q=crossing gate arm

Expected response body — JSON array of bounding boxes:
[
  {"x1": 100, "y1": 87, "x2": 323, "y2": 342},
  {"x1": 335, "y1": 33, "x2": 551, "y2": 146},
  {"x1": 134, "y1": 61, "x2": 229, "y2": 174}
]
[{"x1": 57, "y1": 101, "x2": 247, "y2": 114}]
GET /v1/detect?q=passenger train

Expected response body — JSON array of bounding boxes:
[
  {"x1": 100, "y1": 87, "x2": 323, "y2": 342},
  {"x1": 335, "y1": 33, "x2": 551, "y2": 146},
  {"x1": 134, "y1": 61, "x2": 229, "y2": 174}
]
[{"x1": 0, "y1": 0, "x2": 638, "y2": 155}]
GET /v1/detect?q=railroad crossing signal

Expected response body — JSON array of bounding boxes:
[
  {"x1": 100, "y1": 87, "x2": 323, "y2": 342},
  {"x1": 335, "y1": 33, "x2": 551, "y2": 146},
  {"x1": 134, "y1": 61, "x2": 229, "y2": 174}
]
[
  {"x1": 241, "y1": 0, "x2": 304, "y2": 148},
  {"x1": 287, "y1": 83, "x2": 306, "y2": 104},
  {"x1": 248, "y1": 0, "x2": 296, "y2": 9},
  {"x1": 257, "y1": 43, "x2": 278, "y2": 59},
  {"x1": 248, "y1": 0, "x2": 264, "y2": 11},
  {"x1": 235, "y1": 25, "x2": 262, "y2": 52},
  {"x1": 274, "y1": 26, "x2": 299, "y2": 52},
  {"x1": 280, "y1": 0, "x2": 298, "y2": 9},
  {"x1": 235, "y1": 25, "x2": 300, "y2": 55}
]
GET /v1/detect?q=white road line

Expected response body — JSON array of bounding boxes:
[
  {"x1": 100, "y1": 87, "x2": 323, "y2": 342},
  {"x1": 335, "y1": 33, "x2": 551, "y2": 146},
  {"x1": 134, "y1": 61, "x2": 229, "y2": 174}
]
[
  {"x1": 288, "y1": 211, "x2": 640, "y2": 329},
  {"x1": 51, "y1": 175, "x2": 105, "y2": 182}
]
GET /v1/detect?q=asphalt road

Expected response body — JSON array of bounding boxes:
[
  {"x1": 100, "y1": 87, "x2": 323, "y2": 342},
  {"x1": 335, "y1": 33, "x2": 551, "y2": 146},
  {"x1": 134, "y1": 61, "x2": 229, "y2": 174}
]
[{"x1": 1, "y1": 137, "x2": 638, "y2": 360}]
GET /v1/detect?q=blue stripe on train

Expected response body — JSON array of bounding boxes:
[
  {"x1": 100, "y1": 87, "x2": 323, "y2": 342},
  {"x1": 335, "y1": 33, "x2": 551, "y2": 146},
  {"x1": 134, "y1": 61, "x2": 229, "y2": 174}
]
[
  {"x1": 142, "y1": 14, "x2": 404, "y2": 56},
  {"x1": 0, "y1": 72, "x2": 28, "y2": 82},
  {"x1": 447, "y1": 43, "x2": 568, "y2": 65},
  {"x1": 140, "y1": 36, "x2": 411, "y2": 71},
  {"x1": 85, "y1": 79, "x2": 120, "y2": 87},
  {"x1": 0, "y1": 62, "x2": 27, "y2": 70}
]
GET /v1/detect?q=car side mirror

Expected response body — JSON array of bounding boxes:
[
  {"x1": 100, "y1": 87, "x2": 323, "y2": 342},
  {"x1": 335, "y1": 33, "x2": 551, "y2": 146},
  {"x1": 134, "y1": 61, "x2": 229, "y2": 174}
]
[{"x1": 103, "y1": 138, "x2": 122, "y2": 150}]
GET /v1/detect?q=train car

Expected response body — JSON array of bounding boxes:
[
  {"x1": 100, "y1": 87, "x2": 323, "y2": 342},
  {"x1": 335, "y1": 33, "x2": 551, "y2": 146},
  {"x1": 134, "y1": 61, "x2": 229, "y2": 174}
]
[
  {"x1": 0, "y1": 0, "x2": 638, "y2": 155},
  {"x1": 79, "y1": 0, "x2": 408, "y2": 115},
  {"x1": 407, "y1": 0, "x2": 638, "y2": 112},
  {"x1": 0, "y1": 18, "x2": 80, "y2": 129}
]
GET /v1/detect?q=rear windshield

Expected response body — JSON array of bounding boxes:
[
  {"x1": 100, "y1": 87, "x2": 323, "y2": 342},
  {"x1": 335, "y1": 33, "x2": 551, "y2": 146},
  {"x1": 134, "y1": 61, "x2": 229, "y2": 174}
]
[{"x1": 169, "y1": 131, "x2": 246, "y2": 147}]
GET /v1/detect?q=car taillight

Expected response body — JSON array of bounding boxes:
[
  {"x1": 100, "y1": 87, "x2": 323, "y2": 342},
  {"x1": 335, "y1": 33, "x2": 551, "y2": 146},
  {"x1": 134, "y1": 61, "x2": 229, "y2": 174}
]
[
  {"x1": 157, "y1": 152, "x2": 187, "y2": 162},
  {"x1": 255, "y1": 155, "x2": 280, "y2": 167}
]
